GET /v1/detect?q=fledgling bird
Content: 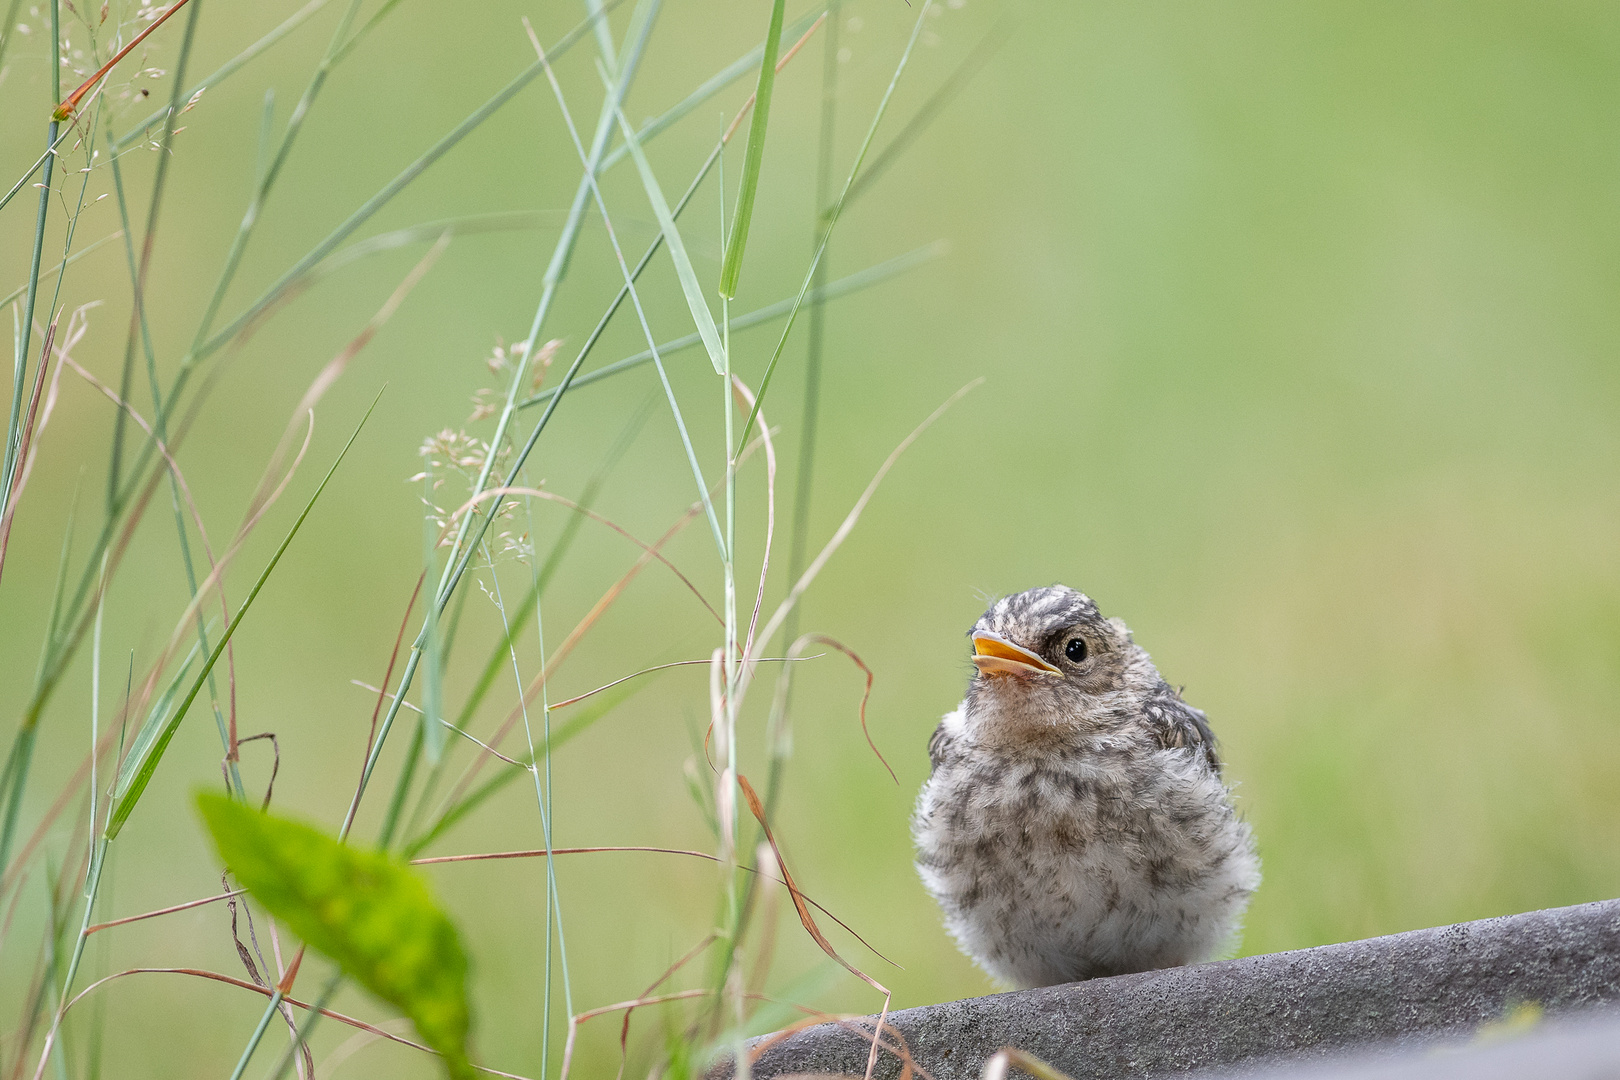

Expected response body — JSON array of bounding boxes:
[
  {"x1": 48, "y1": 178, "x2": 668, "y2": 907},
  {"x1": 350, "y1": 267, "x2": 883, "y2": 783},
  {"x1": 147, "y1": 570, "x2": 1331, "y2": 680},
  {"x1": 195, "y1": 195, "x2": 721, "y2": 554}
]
[{"x1": 913, "y1": 585, "x2": 1260, "y2": 988}]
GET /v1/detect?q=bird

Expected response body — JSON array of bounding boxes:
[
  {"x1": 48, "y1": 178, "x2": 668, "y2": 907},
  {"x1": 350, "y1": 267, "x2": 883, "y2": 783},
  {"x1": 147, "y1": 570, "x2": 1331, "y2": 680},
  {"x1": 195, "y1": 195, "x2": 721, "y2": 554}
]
[{"x1": 912, "y1": 585, "x2": 1260, "y2": 988}]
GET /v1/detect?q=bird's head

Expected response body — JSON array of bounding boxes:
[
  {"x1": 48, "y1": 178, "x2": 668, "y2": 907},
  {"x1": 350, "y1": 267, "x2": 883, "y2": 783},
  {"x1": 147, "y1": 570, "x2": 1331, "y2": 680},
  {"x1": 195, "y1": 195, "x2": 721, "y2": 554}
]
[{"x1": 963, "y1": 585, "x2": 1149, "y2": 735}]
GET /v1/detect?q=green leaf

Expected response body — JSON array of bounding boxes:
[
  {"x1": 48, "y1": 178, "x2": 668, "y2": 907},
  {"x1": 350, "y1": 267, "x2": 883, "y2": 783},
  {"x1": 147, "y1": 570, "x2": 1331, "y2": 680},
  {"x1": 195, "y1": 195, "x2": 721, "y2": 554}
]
[
  {"x1": 196, "y1": 793, "x2": 474, "y2": 1079},
  {"x1": 717, "y1": 0, "x2": 786, "y2": 300}
]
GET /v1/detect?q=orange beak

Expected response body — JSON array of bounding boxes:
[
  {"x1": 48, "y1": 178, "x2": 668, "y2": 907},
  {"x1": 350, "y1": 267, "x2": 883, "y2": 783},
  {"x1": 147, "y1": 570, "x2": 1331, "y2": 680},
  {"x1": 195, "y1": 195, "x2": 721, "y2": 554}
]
[{"x1": 972, "y1": 632, "x2": 1063, "y2": 677}]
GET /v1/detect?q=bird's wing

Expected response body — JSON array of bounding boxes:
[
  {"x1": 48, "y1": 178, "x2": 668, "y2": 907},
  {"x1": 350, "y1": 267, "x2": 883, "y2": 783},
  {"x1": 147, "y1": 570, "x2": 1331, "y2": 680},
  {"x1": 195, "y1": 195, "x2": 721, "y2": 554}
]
[{"x1": 1144, "y1": 683, "x2": 1221, "y2": 771}]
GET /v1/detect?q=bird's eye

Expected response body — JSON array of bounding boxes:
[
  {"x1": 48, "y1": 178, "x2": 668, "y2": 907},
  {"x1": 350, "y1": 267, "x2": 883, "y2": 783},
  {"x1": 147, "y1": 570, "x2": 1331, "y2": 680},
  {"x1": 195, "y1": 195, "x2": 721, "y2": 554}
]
[{"x1": 1064, "y1": 638, "x2": 1087, "y2": 662}]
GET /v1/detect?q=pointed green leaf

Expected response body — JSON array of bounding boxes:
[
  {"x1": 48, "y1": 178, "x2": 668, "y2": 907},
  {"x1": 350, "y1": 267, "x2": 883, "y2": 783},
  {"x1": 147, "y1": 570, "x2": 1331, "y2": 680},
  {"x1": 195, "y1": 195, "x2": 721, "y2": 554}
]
[
  {"x1": 196, "y1": 793, "x2": 474, "y2": 1079},
  {"x1": 717, "y1": 0, "x2": 786, "y2": 300}
]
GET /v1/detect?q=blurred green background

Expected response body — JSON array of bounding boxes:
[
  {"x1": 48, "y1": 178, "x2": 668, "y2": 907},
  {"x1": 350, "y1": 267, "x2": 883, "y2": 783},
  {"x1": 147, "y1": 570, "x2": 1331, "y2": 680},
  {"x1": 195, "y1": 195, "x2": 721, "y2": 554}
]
[{"x1": 2, "y1": 0, "x2": 1618, "y2": 1075}]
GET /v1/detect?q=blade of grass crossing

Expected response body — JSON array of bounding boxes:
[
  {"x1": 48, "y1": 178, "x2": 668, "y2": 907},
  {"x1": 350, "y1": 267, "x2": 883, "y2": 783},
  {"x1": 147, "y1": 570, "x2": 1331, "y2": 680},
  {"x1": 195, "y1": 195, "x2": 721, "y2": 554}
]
[
  {"x1": 586, "y1": 0, "x2": 618, "y2": 73},
  {"x1": 3, "y1": 130, "x2": 54, "y2": 525},
  {"x1": 106, "y1": 639, "x2": 205, "y2": 817},
  {"x1": 406, "y1": 679, "x2": 710, "y2": 862},
  {"x1": 452, "y1": 393, "x2": 652, "y2": 738},
  {"x1": 29, "y1": 557, "x2": 114, "y2": 1080},
  {"x1": 186, "y1": 4, "x2": 618, "y2": 368},
  {"x1": 0, "y1": 125, "x2": 74, "y2": 219},
  {"x1": 717, "y1": 0, "x2": 786, "y2": 300}
]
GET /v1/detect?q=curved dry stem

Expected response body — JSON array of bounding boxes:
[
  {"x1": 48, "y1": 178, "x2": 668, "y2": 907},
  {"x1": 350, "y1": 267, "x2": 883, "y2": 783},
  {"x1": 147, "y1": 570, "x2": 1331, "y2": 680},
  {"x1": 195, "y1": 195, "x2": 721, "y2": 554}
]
[
  {"x1": 744, "y1": 379, "x2": 983, "y2": 701},
  {"x1": 793, "y1": 634, "x2": 894, "y2": 784},
  {"x1": 615, "y1": 933, "x2": 719, "y2": 1080},
  {"x1": 85, "y1": 889, "x2": 244, "y2": 936}
]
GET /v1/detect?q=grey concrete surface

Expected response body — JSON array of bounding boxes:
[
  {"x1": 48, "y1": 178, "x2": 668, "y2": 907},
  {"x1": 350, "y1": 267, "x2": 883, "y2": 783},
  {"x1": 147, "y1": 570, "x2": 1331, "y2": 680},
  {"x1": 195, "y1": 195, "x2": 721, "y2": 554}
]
[{"x1": 730, "y1": 897, "x2": 1620, "y2": 1079}]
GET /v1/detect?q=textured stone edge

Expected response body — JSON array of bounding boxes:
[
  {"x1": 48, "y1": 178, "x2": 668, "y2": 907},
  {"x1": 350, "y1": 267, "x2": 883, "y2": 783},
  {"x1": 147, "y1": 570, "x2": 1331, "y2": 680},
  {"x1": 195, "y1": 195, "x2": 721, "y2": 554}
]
[{"x1": 732, "y1": 898, "x2": 1620, "y2": 1080}]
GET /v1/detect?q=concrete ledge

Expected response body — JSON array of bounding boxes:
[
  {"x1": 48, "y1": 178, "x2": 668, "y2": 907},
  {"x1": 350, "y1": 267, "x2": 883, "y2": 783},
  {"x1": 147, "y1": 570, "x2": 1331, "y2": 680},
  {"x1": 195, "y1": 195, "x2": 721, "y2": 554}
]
[{"x1": 737, "y1": 898, "x2": 1620, "y2": 1079}]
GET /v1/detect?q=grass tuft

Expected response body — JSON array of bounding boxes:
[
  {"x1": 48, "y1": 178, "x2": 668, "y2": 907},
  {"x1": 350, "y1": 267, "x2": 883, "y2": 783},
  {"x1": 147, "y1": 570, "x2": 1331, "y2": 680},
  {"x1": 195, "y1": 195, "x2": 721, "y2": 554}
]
[{"x1": 0, "y1": 1, "x2": 982, "y2": 1075}]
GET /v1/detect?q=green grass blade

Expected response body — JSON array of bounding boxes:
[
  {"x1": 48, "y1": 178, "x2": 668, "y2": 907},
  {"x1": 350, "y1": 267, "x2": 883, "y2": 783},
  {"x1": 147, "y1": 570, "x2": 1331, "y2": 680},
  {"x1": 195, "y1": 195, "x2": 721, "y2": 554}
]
[
  {"x1": 352, "y1": 5, "x2": 658, "y2": 837},
  {"x1": 330, "y1": 0, "x2": 409, "y2": 64},
  {"x1": 108, "y1": 637, "x2": 205, "y2": 804},
  {"x1": 401, "y1": 395, "x2": 653, "y2": 843},
  {"x1": 102, "y1": 392, "x2": 382, "y2": 840},
  {"x1": 0, "y1": 728, "x2": 36, "y2": 888},
  {"x1": 0, "y1": 0, "x2": 27, "y2": 71},
  {"x1": 717, "y1": 0, "x2": 786, "y2": 300},
  {"x1": 451, "y1": 394, "x2": 652, "y2": 734},
  {"x1": 843, "y1": 17, "x2": 1013, "y2": 207},
  {"x1": 737, "y1": 0, "x2": 934, "y2": 452},
  {"x1": 609, "y1": 91, "x2": 726, "y2": 374},
  {"x1": 38, "y1": 492, "x2": 78, "y2": 673},
  {"x1": 423, "y1": 0, "x2": 659, "y2": 621},
  {"x1": 12, "y1": 7, "x2": 620, "y2": 766},
  {"x1": 587, "y1": 0, "x2": 618, "y2": 73}
]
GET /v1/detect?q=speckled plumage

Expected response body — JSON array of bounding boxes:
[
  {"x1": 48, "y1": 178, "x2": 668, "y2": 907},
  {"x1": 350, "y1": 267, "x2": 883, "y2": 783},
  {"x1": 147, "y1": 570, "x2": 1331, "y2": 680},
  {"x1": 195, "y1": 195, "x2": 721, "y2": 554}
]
[{"x1": 913, "y1": 585, "x2": 1260, "y2": 988}]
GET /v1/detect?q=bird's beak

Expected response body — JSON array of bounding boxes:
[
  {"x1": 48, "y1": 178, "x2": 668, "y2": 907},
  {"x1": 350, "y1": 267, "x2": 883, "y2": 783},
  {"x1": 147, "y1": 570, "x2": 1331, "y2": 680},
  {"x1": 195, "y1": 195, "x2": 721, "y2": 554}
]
[{"x1": 972, "y1": 632, "x2": 1063, "y2": 677}]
